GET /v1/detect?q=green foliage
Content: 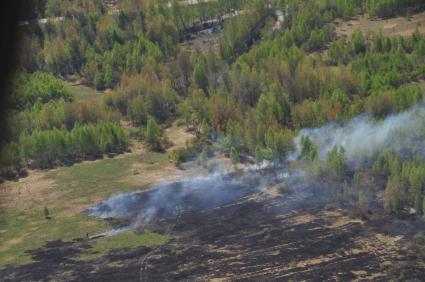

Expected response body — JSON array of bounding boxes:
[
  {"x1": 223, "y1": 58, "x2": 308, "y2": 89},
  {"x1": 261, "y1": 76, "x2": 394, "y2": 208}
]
[
  {"x1": 169, "y1": 149, "x2": 184, "y2": 167},
  {"x1": 178, "y1": 89, "x2": 209, "y2": 135},
  {"x1": 230, "y1": 146, "x2": 240, "y2": 165},
  {"x1": 192, "y1": 55, "x2": 209, "y2": 92},
  {"x1": 146, "y1": 15, "x2": 179, "y2": 57},
  {"x1": 256, "y1": 86, "x2": 291, "y2": 128},
  {"x1": 6, "y1": 0, "x2": 425, "y2": 218},
  {"x1": 328, "y1": 30, "x2": 365, "y2": 65},
  {"x1": 292, "y1": 99, "x2": 326, "y2": 129},
  {"x1": 365, "y1": 91, "x2": 397, "y2": 119},
  {"x1": 106, "y1": 74, "x2": 178, "y2": 123},
  {"x1": 329, "y1": 38, "x2": 350, "y2": 65},
  {"x1": 350, "y1": 29, "x2": 366, "y2": 54},
  {"x1": 128, "y1": 96, "x2": 147, "y2": 126},
  {"x1": 384, "y1": 174, "x2": 407, "y2": 213},
  {"x1": 10, "y1": 72, "x2": 72, "y2": 110},
  {"x1": 221, "y1": 1, "x2": 269, "y2": 61},
  {"x1": 169, "y1": 140, "x2": 202, "y2": 167},
  {"x1": 0, "y1": 143, "x2": 23, "y2": 174},
  {"x1": 198, "y1": 146, "x2": 209, "y2": 166},
  {"x1": 264, "y1": 128, "x2": 294, "y2": 161},
  {"x1": 44, "y1": 206, "x2": 50, "y2": 219},
  {"x1": 373, "y1": 151, "x2": 401, "y2": 176},
  {"x1": 326, "y1": 145, "x2": 347, "y2": 180},
  {"x1": 401, "y1": 162, "x2": 425, "y2": 213},
  {"x1": 145, "y1": 117, "x2": 162, "y2": 151},
  {"x1": 412, "y1": 232, "x2": 425, "y2": 260},
  {"x1": 4, "y1": 99, "x2": 121, "y2": 143},
  {"x1": 358, "y1": 190, "x2": 367, "y2": 210},
  {"x1": 1, "y1": 122, "x2": 128, "y2": 170},
  {"x1": 365, "y1": 84, "x2": 422, "y2": 118},
  {"x1": 226, "y1": 63, "x2": 261, "y2": 106},
  {"x1": 364, "y1": 0, "x2": 424, "y2": 18},
  {"x1": 300, "y1": 136, "x2": 318, "y2": 162},
  {"x1": 226, "y1": 120, "x2": 243, "y2": 149}
]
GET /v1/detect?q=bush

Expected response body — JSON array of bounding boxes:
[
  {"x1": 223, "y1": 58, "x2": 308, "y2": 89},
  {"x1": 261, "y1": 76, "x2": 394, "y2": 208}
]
[
  {"x1": 44, "y1": 206, "x2": 50, "y2": 219},
  {"x1": 365, "y1": 91, "x2": 396, "y2": 119},
  {"x1": 326, "y1": 146, "x2": 347, "y2": 181},
  {"x1": 230, "y1": 146, "x2": 240, "y2": 164},
  {"x1": 10, "y1": 72, "x2": 73, "y2": 110},
  {"x1": 145, "y1": 117, "x2": 162, "y2": 151},
  {"x1": 300, "y1": 135, "x2": 318, "y2": 162},
  {"x1": 169, "y1": 149, "x2": 184, "y2": 167},
  {"x1": 0, "y1": 142, "x2": 24, "y2": 179}
]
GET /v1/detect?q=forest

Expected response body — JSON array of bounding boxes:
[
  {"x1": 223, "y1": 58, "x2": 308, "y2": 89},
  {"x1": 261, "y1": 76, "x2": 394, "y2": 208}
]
[{"x1": 3, "y1": 0, "x2": 425, "y2": 234}]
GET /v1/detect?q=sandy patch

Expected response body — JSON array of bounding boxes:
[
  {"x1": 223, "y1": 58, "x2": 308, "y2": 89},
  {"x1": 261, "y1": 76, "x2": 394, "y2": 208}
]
[
  {"x1": 295, "y1": 254, "x2": 336, "y2": 268},
  {"x1": 0, "y1": 170, "x2": 57, "y2": 210},
  {"x1": 326, "y1": 217, "x2": 364, "y2": 229},
  {"x1": 287, "y1": 214, "x2": 317, "y2": 225},
  {"x1": 375, "y1": 234, "x2": 402, "y2": 246},
  {"x1": 165, "y1": 122, "x2": 195, "y2": 151},
  {"x1": 0, "y1": 237, "x2": 25, "y2": 252},
  {"x1": 335, "y1": 11, "x2": 425, "y2": 38},
  {"x1": 320, "y1": 209, "x2": 364, "y2": 229}
]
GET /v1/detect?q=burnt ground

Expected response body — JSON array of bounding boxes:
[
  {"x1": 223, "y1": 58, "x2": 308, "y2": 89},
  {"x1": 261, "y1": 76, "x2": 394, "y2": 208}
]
[{"x1": 1, "y1": 184, "x2": 425, "y2": 281}]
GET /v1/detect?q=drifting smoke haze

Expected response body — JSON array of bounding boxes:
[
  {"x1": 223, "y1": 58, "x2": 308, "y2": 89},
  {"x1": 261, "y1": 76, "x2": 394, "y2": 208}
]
[
  {"x1": 87, "y1": 103, "x2": 425, "y2": 232},
  {"x1": 86, "y1": 163, "x2": 296, "y2": 229},
  {"x1": 293, "y1": 103, "x2": 425, "y2": 167}
]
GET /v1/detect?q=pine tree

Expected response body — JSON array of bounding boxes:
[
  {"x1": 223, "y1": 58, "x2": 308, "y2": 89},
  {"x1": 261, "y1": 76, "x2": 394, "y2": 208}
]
[
  {"x1": 230, "y1": 146, "x2": 240, "y2": 165},
  {"x1": 145, "y1": 117, "x2": 162, "y2": 151},
  {"x1": 300, "y1": 136, "x2": 318, "y2": 162}
]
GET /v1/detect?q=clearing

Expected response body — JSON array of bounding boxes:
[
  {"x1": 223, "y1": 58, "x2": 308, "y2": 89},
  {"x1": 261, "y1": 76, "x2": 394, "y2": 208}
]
[
  {"x1": 334, "y1": 10, "x2": 425, "y2": 38},
  {"x1": 64, "y1": 81, "x2": 105, "y2": 102},
  {"x1": 0, "y1": 120, "x2": 195, "y2": 269}
]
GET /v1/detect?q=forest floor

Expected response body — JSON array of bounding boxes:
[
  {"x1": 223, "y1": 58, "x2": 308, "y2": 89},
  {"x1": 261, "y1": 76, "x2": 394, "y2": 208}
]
[{"x1": 334, "y1": 10, "x2": 425, "y2": 38}]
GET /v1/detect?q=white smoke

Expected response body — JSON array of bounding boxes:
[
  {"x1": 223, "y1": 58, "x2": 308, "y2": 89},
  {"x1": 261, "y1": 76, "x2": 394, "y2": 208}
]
[
  {"x1": 293, "y1": 103, "x2": 425, "y2": 166},
  {"x1": 87, "y1": 104, "x2": 425, "y2": 236},
  {"x1": 86, "y1": 165, "x2": 282, "y2": 227}
]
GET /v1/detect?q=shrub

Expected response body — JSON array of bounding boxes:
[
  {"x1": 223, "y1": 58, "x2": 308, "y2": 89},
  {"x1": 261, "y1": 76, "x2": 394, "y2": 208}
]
[{"x1": 145, "y1": 117, "x2": 162, "y2": 151}]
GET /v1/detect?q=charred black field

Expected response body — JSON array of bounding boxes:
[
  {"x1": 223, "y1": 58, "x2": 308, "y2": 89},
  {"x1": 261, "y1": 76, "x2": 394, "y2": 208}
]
[{"x1": 2, "y1": 168, "x2": 425, "y2": 281}]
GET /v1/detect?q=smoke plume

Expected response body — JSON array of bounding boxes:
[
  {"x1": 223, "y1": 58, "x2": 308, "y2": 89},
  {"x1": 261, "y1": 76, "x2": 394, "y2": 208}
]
[
  {"x1": 86, "y1": 164, "x2": 288, "y2": 228},
  {"x1": 293, "y1": 103, "x2": 425, "y2": 166},
  {"x1": 87, "y1": 103, "x2": 425, "y2": 234}
]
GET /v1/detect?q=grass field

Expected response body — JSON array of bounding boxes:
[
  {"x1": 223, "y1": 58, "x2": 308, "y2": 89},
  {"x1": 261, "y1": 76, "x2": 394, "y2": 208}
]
[
  {"x1": 0, "y1": 149, "x2": 178, "y2": 269},
  {"x1": 0, "y1": 78, "x2": 194, "y2": 269},
  {"x1": 64, "y1": 81, "x2": 104, "y2": 102}
]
